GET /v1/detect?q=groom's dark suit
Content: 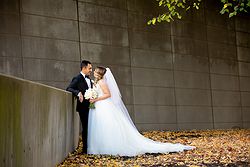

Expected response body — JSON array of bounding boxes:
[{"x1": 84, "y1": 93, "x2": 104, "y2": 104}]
[{"x1": 66, "y1": 73, "x2": 92, "y2": 153}]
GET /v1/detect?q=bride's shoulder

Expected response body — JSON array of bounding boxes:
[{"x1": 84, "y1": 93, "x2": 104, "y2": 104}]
[
  {"x1": 97, "y1": 79, "x2": 104, "y2": 84},
  {"x1": 97, "y1": 79, "x2": 107, "y2": 86}
]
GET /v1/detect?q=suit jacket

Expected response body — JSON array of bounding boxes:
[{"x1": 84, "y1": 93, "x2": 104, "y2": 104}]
[{"x1": 66, "y1": 73, "x2": 93, "y2": 112}]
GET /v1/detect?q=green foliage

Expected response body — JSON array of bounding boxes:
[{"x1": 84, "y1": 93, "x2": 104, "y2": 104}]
[
  {"x1": 148, "y1": 0, "x2": 250, "y2": 25},
  {"x1": 220, "y1": 0, "x2": 250, "y2": 18},
  {"x1": 148, "y1": 0, "x2": 202, "y2": 25}
]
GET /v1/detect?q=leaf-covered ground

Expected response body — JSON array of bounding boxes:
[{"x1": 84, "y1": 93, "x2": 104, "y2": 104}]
[{"x1": 58, "y1": 129, "x2": 250, "y2": 167}]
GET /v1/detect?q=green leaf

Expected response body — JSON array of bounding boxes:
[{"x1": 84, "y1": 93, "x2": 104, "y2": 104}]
[
  {"x1": 220, "y1": 8, "x2": 226, "y2": 14},
  {"x1": 147, "y1": 20, "x2": 152, "y2": 25},
  {"x1": 247, "y1": 1, "x2": 250, "y2": 7},
  {"x1": 234, "y1": 6, "x2": 239, "y2": 11},
  {"x1": 152, "y1": 18, "x2": 156, "y2": 24},
  {"x1": 159, "y1": 0, "x2": 163, "y2": 6},
  {"x1": 177, "y1": 13, "x2": 182, "y2": 19},
  {"x1": 229, "y1": 11, "x2": 237, "y2": 18}
]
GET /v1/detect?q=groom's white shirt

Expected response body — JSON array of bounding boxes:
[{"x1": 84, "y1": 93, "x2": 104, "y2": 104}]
[
  {"x1": 80, "y1": 71, "x2": 91, "y2": 88},
  {"x1": 77, "y1": 72, "x2": 91, "y2": 98}
]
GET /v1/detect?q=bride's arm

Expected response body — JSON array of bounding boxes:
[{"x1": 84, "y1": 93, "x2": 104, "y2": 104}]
[{"x1": 91, "y1": 80, "x2": 111, "y2": 102}]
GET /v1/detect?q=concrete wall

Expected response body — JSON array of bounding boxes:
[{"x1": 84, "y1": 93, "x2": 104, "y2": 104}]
[
  {"x1": 0, "y1": 0, "x2": 250, "y2": 131},
  {"x1": 0, "y1": 74, "x2": 79, "y2": 167}
]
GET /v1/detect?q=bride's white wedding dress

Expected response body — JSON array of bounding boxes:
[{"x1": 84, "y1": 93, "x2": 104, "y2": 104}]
[{"x1": 87, "y1": 69, "x2": 195, "y2": 156}]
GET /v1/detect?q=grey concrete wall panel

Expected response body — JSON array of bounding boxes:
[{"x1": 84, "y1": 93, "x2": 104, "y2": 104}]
[
  {"x1": 128, "y1": 12, "x2": 170, "y2": 33},
  {"x1": 21, "y1": 14, "x2": 78, "y2": 40},
  {"x1": 174, "y1": 71, "x2": 210, "y2": 89},
  {"x1": 78, "y1": 0, "x2": 127, "y2": 9},
  {"x1": 0, "y1": 35, "x2": 21, "y2": 57},
  {"x1": 235, "y1": 17, "x2": 250, "y2": 33},
  {"x1": 173, "y1": 38, "x2": 208, "y2": 57},
  {"x1": 23, "y1": 58, "x2": 67, "y2": 81},
  {"x1": 172, "y1": 21, "x2": 206, "y2": 40},
  {"x1": 0, "y1": 0, "x2": 19, "y2": 13},
  {"x1": 79, "y1": 2, "x2": 127, "y2": 27},
  {"x1": 211, "y1": 74, "x2": 239, "y2": 91},
  {"x1": 63, "y1": 61, "x2": 81, "y2": 82},
  {"x1": 242, "y1": 107, "x2": 250, "y2": 122},
  {"x1": 243, "y1": 122, "x2": 250, "y2": 128},
  {"x1": 0, "y1": 14, "x2": 20, "y2": 34},
  {"x1": 132, "y1": 68, "x2": 174, "y2": 87},
  {"x1": 173, "y1": 54, "x2": 209, "y2": 73},
  {"x1": 178, "y1": 123, "x2": 213, "y2": 130},
  {"x1": 127, "y1": 0, "x2": 160, "y2": 14},
  {"x1": 131, "y1": 49, "x2": 172, "y2": 69},
  {"x1": 134, "y1": 105, "x2": 176, "y2": 124},
  {"x1": 210, "y1": 58, "x2": 238, "y2": 75},
  {"x1": 41, "y1": 81, "x2": 68, "y2": 90},
  {"x1": 236, "y1": 32, "x2": 250, "y2": 47},
  {"x1": 214, "y1": 122, "x2": 242, "y2": 129},
  {"x1": 125, "y1": 104, "x2": 135, "y2": 121},
  {"x1": 22, "y1": 0, "x2": 77, "y2": 19},
  {"x1": 205, "y1": 10, "x2": 235, "y2": 30},
  {"x1": 118, "y1": 85, "x2": 134, "y2": 105},
  {"x1": 107, "y1": 66, "x2": 132, "y2": 85},
  {"x1": 241, "y1": 92, "x2": 250, "y2": 107},
  {"x1": 175, "y1": 89, "x2": 211, "y2": 106},
  {"x1": 130, "y1": 31, "x2": 171, "y2": 51},
  {"x1": 212, "y1": 91, "x2": 241, "y2": 107},
  {"x1": 177, "y1": 106, "x2": 213, "y2": 123},
  {"x1": 0, "y1": 74, "x2": 79, "y2": 167},
  {"x1": 22, "y1": 36, "x2": 80, "y2": 61},
  {"x1": 0, "y1": 57, "x2": 23, "y2": 77},
  {"x1": 136, "y1": 123, "x2": 177, "y2": 131},
  {"x1": 133, "y1": 86, "x2": 175, "y2": 105},
  {"x1": 81, "y1": 43, "x2": 130, "y2": 65},
  {"x1": 239, "y1": 62, "x2": 250, "y2": 77},
  {"x1": 237, "y1": 47, "x2": 250, "y2": 62},
  {"x1": 207, "y1": 27, "x2": 236, "y2": 45},
  {"x1": 80, "y1": 22, "x2": 128, "y2": 46},
  {"x1": 213, "y1": 107, "x2": 242, "y2": 122},
  {"x1": 179, "y1": 6, "x2": 205, "y2": 23},
  {"x1": 208, "y1": 42, "x2": 237, "y2": 60},
  {"x1": 240, "y1": 76, "x2": 250, "y2": 91}
]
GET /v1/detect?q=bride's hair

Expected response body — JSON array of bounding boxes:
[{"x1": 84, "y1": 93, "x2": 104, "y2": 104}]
[{"x1": 94, "y1": 66, "x2": 107, "y2": 84}]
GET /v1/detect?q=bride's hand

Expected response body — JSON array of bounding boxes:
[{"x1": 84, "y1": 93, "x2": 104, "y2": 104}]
[{"x1": 89, "y1": 98, "x2": 97, "y2": 103}]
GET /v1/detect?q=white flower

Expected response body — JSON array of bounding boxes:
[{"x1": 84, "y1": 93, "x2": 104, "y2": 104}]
[{"x1": 84, "y1": 88, "x2": 98, "y2": 100}]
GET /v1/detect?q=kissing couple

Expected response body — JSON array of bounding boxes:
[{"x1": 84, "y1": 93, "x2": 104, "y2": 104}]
[{"x1": 66, "y1": 60, "x2": 195, "y2": 156}]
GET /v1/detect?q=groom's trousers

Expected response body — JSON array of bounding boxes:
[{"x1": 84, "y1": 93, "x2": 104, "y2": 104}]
[{"x1": 78, "y1": 110, "x2": 89, "y2": 153}]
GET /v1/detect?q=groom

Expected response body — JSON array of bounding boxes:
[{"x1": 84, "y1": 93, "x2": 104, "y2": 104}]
[{"x1": 66, "y1": 60, "x2": 93, "y2": 154}]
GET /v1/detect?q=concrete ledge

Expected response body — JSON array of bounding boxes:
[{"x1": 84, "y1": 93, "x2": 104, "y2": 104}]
[{"x1": 0, "y1": 73, "x2": 79, "y2": 167}]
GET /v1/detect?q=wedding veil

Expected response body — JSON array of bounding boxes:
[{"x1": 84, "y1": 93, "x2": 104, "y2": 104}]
[{"x1": 104, "y1": 68, "x2": 136, "y2": 128}]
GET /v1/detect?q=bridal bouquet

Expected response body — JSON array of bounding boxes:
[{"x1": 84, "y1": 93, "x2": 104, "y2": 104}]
[{"x1": 84, "y1": 88, "x2": 98, "y2": 109}]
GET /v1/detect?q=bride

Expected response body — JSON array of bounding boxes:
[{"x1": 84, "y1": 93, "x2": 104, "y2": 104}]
[{"x1": 87, "y1": 66, "x2": 195, "y2": 156}]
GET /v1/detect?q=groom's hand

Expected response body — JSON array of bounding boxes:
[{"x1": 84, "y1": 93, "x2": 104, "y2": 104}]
[{"x1": 78, "y1": 92, "x2": 84, "y2": 103}]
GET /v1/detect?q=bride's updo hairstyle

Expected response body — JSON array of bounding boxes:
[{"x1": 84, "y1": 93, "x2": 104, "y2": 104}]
[{"x1": 94, "y1": 66, "x2": 107, "y2": 84}]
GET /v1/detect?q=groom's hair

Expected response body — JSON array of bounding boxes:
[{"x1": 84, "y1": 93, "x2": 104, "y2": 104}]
[{"x1": 81, "y1": 60, "x2": 91, "y2": 69}]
